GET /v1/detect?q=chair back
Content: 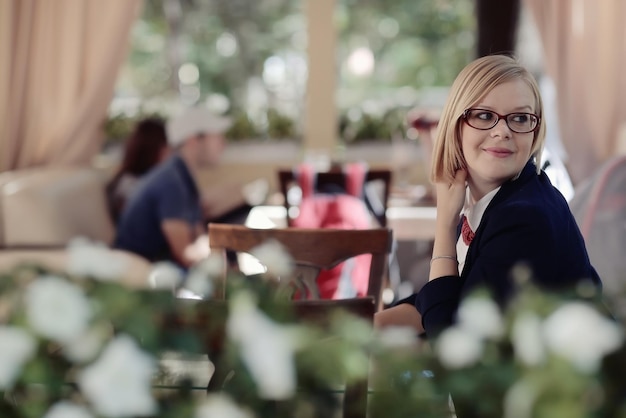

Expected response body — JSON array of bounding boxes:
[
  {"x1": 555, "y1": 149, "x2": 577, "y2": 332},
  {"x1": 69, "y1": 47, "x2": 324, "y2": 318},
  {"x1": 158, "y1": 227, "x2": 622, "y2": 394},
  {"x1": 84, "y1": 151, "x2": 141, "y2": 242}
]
[
  {"x1": 208, "y1": 223, "x2": 392, "y2": 310},
  {"x1": 278, "y1": 167, "x2": 392, "y2": 227}
]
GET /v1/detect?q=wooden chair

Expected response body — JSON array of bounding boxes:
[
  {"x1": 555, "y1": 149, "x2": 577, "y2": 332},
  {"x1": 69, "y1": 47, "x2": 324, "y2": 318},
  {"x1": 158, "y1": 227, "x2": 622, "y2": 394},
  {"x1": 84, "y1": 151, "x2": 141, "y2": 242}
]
[
  {"x1": 208, "y1": 224, "x2": 392, "y2": 309},
  {"x1": 278, "y1": 167, "x2": 392, "y2": 227},
  {"x1": 205, "y1": 223, "x2": 393, "y2": 418}
]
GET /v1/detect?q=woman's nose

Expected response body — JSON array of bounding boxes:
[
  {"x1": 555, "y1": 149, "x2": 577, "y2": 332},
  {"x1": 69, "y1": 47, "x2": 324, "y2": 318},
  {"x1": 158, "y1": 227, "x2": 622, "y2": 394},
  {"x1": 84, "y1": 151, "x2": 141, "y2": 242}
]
[{"x1": 491, "y1": 118, "x2": 512, "y2": 138}]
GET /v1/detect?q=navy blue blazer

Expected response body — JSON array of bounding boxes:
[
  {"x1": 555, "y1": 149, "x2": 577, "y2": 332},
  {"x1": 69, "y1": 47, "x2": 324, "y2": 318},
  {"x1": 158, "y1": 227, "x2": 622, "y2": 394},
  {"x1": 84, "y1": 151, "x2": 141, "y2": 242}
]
[{"x1": 399, "y1": 160, "x2": 602, "y2": 336}]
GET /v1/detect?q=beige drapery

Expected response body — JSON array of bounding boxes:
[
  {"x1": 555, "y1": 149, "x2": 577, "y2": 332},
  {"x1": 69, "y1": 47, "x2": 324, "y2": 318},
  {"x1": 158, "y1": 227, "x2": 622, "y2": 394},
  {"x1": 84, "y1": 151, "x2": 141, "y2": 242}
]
[
  {"x1": 0, "y1": 0, "x2": 142, "y2": 172},
  {"x1": 524, "y1": 0, "x2": 626, "y2": 184}
]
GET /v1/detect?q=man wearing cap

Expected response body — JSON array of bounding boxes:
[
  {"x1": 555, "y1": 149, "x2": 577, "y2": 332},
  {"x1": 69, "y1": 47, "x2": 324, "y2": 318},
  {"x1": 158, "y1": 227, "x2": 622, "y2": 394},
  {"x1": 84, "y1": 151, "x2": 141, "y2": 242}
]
[{"x1": 114, "y1": 106, "x2": 232, "y2": 268}]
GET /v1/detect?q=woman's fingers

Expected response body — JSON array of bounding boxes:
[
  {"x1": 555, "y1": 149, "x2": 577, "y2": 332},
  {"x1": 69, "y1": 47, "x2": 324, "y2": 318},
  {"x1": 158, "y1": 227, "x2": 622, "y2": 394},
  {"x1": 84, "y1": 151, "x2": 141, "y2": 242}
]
[
  {"x1": 453, "y1": 168, "x2": 467, "y2": 186},
  {"x1": 434, "y1": 169, "x2": 467, "y2": 224}
]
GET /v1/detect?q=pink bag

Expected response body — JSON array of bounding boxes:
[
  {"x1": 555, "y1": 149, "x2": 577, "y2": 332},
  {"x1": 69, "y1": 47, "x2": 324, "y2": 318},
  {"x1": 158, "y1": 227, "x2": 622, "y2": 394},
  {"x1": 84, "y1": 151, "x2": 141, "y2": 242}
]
[{"x1": 291, "y1": 162, "x2": 373, "y2": 299}]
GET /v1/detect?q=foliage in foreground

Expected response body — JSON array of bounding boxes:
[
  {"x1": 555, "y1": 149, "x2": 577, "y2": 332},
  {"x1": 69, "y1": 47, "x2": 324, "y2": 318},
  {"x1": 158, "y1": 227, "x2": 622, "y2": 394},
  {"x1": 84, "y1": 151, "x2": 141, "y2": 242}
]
[{"x1": 0, "y1": 239, "x2": 626, "y2": 417}]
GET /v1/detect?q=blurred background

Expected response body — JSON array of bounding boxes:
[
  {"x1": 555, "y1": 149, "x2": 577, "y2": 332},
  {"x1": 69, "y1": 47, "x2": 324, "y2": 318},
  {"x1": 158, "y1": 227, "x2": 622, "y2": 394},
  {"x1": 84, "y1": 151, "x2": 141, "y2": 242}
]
[
  {"x1": 2, "y1": 0, "x2": 626, "y2": 301},
  {"x1": 6, "y1": 0, "x2": 623, "y2": 188}
]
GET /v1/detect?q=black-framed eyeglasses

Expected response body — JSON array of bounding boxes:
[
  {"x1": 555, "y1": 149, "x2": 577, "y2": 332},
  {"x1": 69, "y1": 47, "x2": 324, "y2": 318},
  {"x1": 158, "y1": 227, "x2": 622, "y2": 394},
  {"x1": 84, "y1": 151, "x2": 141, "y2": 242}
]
[{"x1": 462, "y1": 108, "x2": 540, "y2": 134}]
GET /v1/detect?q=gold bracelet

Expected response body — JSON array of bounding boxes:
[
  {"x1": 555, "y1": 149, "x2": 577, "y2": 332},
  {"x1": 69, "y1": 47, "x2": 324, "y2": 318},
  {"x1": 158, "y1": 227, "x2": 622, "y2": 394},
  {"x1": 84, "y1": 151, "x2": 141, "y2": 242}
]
[{"x1": 430, "y1": 255, "x2": 458, "y2": 266}]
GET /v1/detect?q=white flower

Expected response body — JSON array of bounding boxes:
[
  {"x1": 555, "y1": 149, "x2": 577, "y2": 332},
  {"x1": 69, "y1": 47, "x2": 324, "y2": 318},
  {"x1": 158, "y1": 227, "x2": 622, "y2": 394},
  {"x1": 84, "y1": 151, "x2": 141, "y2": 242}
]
[
  {"x1": 184, "y1": 255, "x2": 223, "y2": 297},
  {"x1": 43, "y1": 401, "x2": 94, "y2": 418},
  {"x1": 78, "y1": 335, "x2": 157, "y2": 417},
  {"x1": 25, "y1": 276, "x2": 92, "y2": 344},
  {"x1": 63, "y1": 325, "x2": 110, "y2": 363},
  {"x1": 436, "y1": 326, "x2": 483, "y2": 369},
  {"x1": 503, "y1": 380, "x2": 537, "y2": 418},
  {"x1": 195, "y1": 394, "x2": 255, "y2": 418},
  {"x1": 376, "y1": 326, "x2": 419, "y2": 349},
  {"x1": 543, "y1": 301, "x2": 623, "y2": 373},
  {"x1": 159, "y1": 352, "x2": 212, "y2": 388},
  {"x1": 0, "y1": 326, "x2": 37, "y2": 389},
  {"x1": 67, "y1": 237, "x2": 128, "y2": 281},
  {"x1": 148, "y1": 261, "x2": 183, "y2": 290},
  {"x1": 249, "y1": 239, "x2": 294, "y2": 279},
  {"x1": 511, "y1": 311, "x2": 545, "y2": 367},
  {"x1": 457, "y1": 297, "x2": 504, "y2": 339},
  {"x1": 227, "y1": 291, "x2": 301, "y2": 399}
]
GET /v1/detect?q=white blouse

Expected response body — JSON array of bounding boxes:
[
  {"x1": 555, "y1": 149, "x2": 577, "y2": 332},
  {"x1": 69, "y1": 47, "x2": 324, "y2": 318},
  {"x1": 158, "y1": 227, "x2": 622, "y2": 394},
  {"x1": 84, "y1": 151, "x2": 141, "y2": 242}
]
[{"x1": 456, "y1": 187, "x2": 500, "y2": 273}]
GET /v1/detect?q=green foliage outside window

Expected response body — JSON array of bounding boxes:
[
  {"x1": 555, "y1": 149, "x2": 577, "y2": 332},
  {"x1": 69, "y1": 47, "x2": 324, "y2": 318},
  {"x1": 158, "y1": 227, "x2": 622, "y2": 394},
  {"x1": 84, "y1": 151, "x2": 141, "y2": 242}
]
[{"x1": 110, "y1": 0, "x2": 475, "y2": 144}]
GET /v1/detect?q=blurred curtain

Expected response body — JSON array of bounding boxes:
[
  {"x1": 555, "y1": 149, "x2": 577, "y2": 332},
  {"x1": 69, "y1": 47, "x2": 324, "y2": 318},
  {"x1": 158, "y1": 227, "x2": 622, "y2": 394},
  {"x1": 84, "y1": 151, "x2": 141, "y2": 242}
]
[
  {"x1": 0, "y1": 0, "x2": 142, "y2": 172},
  {"x1": 524, "y1": 0, "x2": 626, "y2": 184}
]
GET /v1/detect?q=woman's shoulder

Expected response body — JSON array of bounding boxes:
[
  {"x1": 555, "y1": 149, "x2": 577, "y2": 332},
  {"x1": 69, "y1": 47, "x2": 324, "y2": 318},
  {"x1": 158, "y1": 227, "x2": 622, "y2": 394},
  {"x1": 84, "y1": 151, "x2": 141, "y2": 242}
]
[
  {"x1": 489, "y1": 198, "x2": 551, "y2": 228},
  {"x1": 490, "y1": 181, "x2": 561, "y2": 219},
  {"x1": 498, "y1": 169, "x2": 568, "y2": 208}
]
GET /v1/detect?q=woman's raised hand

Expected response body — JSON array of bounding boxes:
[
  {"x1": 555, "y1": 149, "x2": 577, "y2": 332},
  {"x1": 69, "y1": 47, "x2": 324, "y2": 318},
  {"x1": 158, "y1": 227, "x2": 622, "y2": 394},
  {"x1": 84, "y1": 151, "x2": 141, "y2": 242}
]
[{"x1": 435, "y1": 169, "x2": 467, "y2": 228}]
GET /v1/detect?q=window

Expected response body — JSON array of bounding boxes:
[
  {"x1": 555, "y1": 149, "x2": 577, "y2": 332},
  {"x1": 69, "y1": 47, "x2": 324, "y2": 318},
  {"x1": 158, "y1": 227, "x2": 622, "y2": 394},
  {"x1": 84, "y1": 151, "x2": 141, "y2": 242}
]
[{"x1": 108, "y1": 0, "x2": 475, "y2": 148}]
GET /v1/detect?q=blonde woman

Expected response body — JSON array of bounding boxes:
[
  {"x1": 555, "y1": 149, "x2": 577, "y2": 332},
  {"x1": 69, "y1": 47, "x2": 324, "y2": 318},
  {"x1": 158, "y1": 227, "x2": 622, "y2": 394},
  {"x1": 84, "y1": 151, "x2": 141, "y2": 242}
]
[{"x1": 375, "y1": 55, "x2": 601, "y2": 337}]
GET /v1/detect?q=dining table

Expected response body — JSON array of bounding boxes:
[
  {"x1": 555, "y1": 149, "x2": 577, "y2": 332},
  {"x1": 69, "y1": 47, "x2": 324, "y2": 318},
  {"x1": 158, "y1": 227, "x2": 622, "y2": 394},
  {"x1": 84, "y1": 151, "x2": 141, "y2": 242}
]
[{"x1": 244, "y1": 203, "x2": 437, "y2": 241}]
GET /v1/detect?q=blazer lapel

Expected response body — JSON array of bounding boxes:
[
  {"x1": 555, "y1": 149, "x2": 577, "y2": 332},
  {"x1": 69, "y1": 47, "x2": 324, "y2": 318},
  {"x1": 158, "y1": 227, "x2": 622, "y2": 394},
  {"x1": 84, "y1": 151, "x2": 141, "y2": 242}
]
[{"x1": 460, "y1": 160, "x2": 538, "y2": 277}]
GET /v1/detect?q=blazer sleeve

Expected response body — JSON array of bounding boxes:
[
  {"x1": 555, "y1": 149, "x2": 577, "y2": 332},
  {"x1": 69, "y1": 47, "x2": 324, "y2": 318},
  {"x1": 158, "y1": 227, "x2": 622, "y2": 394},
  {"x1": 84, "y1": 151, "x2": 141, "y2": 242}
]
[{"x1": 416, "y1": 203, "x2": 558, "y2": 336}]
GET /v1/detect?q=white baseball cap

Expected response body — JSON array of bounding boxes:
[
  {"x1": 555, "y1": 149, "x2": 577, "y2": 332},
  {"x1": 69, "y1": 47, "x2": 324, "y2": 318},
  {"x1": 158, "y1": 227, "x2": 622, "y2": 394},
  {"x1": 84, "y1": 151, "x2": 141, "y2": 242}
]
[{"x1": 166, "y1": 107, "x2": 232, "y2": 147}]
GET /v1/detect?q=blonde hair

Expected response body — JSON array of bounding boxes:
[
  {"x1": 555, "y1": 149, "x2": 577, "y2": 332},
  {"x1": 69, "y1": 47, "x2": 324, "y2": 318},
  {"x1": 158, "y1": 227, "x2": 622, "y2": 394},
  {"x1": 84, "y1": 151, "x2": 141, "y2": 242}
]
[{"x1": 430, "y1": 55, "x2": 546, "y2": 183}]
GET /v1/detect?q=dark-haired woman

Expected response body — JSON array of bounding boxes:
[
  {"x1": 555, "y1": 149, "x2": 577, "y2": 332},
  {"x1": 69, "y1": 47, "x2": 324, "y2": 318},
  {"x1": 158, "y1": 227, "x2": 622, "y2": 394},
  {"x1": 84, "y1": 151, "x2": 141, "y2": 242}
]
[{"x1": 106, "y1": 117, "x2": 170, "y2": 223}]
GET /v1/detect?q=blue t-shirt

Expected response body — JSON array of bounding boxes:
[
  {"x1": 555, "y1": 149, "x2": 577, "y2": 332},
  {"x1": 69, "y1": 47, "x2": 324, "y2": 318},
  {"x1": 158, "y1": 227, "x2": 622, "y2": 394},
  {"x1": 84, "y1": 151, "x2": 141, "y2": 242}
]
[{"x1": 114, "y1": 154, "x2": 203, "y2": 263}]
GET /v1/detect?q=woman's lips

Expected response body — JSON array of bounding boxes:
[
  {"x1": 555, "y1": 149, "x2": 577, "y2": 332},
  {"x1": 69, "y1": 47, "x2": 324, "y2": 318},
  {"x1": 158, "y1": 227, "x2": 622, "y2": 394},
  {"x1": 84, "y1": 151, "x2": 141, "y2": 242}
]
[{"x1": 483, "y1": 147, "x2": 513, "y2": 158}]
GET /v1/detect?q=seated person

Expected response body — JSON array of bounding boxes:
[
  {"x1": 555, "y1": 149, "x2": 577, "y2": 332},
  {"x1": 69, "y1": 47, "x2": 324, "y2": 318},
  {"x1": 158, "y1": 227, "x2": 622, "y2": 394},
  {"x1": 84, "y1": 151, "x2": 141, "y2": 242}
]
[
  {"x1": 375, "y1": 55, "x2": 602, "y2": 343},
  {"x1": 113, "y1": 106, "x2": 232, "y2": 269},
  {"x1": 106, "y1": 117, "x2": 170, "y2": 223}
]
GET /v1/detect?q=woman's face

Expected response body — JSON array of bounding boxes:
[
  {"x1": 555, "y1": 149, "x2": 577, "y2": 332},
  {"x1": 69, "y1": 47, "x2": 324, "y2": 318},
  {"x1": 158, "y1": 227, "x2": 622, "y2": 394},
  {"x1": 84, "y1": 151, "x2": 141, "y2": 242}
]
[{"x1": 460, "y1": 79, "x2": 536, "y2": 197}]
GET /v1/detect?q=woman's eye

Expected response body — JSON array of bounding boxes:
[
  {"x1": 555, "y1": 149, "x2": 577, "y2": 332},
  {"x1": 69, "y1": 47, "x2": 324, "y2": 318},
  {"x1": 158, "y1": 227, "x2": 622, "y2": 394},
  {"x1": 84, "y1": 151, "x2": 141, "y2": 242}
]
[
  {"x1": 476, "y1": 112, "x2": 494, "y2": 120},
  {"x1": 511, "y1": 113, "x2": 529, "y2": 123}
]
